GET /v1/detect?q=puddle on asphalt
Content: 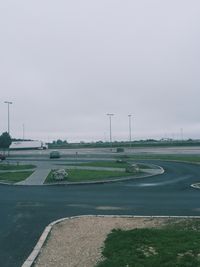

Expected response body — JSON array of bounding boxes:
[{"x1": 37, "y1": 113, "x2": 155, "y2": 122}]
[
  {"x1": 193, "y1": 208, "x2": 200, "y2": 212},
  {"x1": 66, "y1": 204, "x2": 128, "y2": 211},
  {"x1": 124, "y1": 175, "x2": 192, "y2": 187},
  {"x1": 66, "y1": 203, "x2": 92, "y2": 208},
  {"x1": 95, "y1": 206, "x2": 127, "y2": 211},
  {"x1": 16, "y1": 202, "x2": 45, "y2": 207}
]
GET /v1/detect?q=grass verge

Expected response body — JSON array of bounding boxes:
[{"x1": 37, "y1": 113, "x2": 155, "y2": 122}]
[
  {"x1": 118, "y1": 154, "x2": 200, "y2": 164},
  {"x1": 57, "y1": 161, "x2": 152, "y2": 169},
  {"x1": 96, "y1": 219, "x2": 200, "y2": 267},
  {"x1": 45, "y1": 169, "x2": 138, "y2": 183},
  {"x1": 0, "y1": 171, "x2": 34, "y2": 183},
  {"x1": 0, "y1": 163, "x2": 36, "y2": 170},
  {"x1": 56, "y1": 161, "x2": 129, "y2": 168}
]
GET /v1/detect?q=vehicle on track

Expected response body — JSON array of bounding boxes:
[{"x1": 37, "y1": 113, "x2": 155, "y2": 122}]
[{"x1": 49, "y1": 151, "x2": 60, "y2": 159}]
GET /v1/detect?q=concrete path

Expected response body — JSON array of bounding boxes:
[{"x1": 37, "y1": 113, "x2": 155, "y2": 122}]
[{"x1": 16, "y1": 168, "x2": 50, "y2": 185}]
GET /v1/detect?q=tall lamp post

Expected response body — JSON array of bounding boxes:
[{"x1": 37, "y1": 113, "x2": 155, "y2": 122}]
[
  {"x1": 128, "y1": 114, "x2": 132, "y2": 147},
  {"x1": 4, "y1": 101, "x2": 13, "y2": 135},
  {"x1": 107, "y1": 113, "x2": 114, "y2": 149}
]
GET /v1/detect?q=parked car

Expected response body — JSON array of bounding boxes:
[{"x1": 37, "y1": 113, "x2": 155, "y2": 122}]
[
  {"x1": 49, "y1": 151, "x2": 60, "y2": 159},
  {"x1": 0, "y1": 154, "x2": 6, "y2": 160}
]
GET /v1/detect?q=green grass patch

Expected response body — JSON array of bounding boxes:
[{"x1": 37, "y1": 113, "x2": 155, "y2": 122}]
[
  {"x1": 45, "y1": 169, "x2": 137, "y2": 183},
  {"x1": 0, "y1": 164, "x2": 36, "y2": 170},
  {"x1": 118, "y1": 154, "x2": 200, "y2": 164},
  {"x1": 57, "y1": 161, "x2": 152, "y2": 169},
  {"x1": 56, "y1": 161, "x2": 129, "y2": 168},
  {"x1": 0, "y1": 171, "x2": 34, "y2": 183},
  {"x1": 72, "y1": 161, "x2": 129, "y2": 168},
  {"x1": 96, "y1": 220, "x2": 200, "y2": 267}
]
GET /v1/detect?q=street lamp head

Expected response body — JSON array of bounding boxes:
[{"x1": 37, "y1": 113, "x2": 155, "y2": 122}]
[{"x1": 4, "y1": 101, "x2": 13, "y2": 104}]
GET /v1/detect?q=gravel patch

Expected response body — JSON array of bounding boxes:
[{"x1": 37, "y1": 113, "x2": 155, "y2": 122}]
[{"x1": 34, "y1": 216, "x2": 170, "y2": 267}]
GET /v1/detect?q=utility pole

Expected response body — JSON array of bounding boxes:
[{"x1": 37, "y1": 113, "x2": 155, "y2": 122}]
[
  {"x1": 107, "y1": 113, "x2": 114, "y2": 149},
  {"x1": 4, "y1": 101, "x2": 13, "y2": 135},
  {"x1": 128, "y1": 114, "x2": 132, "y2": 147}
]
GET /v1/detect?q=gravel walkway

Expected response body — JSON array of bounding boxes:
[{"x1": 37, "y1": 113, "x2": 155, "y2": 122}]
[{"x1": 34, "y1": 216, "x2": 170, "y2": 267}]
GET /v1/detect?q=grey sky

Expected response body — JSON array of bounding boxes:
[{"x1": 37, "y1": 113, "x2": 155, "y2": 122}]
[{"x1": 0, "y1": 0, "x2": 200, "y2": 142}]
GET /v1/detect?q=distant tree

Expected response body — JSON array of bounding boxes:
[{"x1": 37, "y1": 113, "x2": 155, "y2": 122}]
[
  {"x1": 96, "y1": 141, "x2": 103, "y2": 144},
  {"x1": 0, "y1": 132, "x2": 12, "y2": 150},
  {"x1": 56, "y1": 139, "x2": 63, "y2": 145}
]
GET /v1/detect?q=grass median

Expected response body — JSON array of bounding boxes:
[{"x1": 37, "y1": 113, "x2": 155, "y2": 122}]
[
  {"x1": 0, "y1": 163, "x2": 36, "y2": 170},
  {"x1": 45, "y1": 169, "x2": 138, "y2": 183},
  {"x1": 74, "y1": 161, "x2": 129, "y2": 168},
  {"x1": 0, "y1": 171, "x2": 34, "y2": 183},
  {"x1": 118, "y1": 154, "x2": 200, "y2": 164},
  {"x1": 96, "y1": 219, "x2": 200, "y2": 267},
  {"x1": 57, "y1": 161, "x2": 152, "y2": 169},
  {"x1": 56, "y1": 161, "x2": 129, "y2": 168}
]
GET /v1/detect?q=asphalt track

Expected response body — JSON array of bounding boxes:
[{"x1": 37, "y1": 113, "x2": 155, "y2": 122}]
[{"x1": 1, "y1": 160, "x2": 200, "y2": 267}]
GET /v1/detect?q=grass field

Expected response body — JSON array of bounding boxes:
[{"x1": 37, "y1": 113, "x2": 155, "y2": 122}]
[
  {"x1": 45, "y1": 169, "x2": 137, "y2": 183},
  {"x1": 0, "y1": 171, "x2": 34, "y2": 183},
  {"x1": 118, "y1": 154, "x2": 200, "y2": 164},
  {"x1": 57, "y1": 161, "x2": 152, "y2": 169},
  {"x1": 0, "y1": 164, "x2": 36, "y2": 170},
  {"x1": 96, "y1": 219, "x2": 200, "y2": 267},
  {"x1": 56, "y1": 161, "x2": 129, "y2": 168},
  {"x1": 74, "y1": 161, "x2": 129, "y2": 168}
]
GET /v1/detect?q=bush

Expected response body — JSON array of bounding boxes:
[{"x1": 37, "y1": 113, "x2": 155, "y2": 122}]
[{"x1": 125, "y1": 164, "x2": 139, "y2": 173}]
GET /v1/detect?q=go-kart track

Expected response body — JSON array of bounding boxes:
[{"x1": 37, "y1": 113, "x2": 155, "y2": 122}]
[{"x1": 1, "y1": 147, "x2": 200, "y2": 267}]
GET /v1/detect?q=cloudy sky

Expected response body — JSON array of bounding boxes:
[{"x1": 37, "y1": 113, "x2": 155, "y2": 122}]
[{"x1": 0, "y1": 0, "x2": 200, "y2": 142}]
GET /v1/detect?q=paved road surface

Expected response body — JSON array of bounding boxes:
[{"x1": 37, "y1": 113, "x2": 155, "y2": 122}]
[
  {"x1": 8, "y1": 146, "x2": 200, "y2": 156},
  {"x1": 0, "y1": 160, "x2": 200, "y2": 267}
]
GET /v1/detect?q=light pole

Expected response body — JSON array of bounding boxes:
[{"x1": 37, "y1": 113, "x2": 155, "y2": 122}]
[
  {"x1": 128, "y1": 114, "x2": 132, "y2": 147},
  {"x1": 4, "y1": 101, "x2": 13, "y2": 135},
  {"x1": 107, "y1": 113, "x2": 114, "y2": 149}
]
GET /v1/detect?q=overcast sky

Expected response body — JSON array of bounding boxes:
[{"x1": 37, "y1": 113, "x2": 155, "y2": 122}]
[{"x1": 0, "y1": 0, "x2": 200, "y2": 142}]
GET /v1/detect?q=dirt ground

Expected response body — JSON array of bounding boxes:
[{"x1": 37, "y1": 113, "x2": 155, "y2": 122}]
[{"x1": 34, "y1": 216, "x2": 171, "y2": 267}]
